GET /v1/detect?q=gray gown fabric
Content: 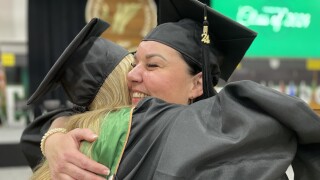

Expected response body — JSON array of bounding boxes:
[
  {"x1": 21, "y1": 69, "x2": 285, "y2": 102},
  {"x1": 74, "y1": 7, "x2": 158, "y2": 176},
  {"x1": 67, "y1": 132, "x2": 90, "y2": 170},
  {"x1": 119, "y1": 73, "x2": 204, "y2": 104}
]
[
  {"x1": 20, "y1": 80, "x2": 320, "y2": 179},
  {"x1": 117, "y1": 80, "x2": 320, "y2": 180}
]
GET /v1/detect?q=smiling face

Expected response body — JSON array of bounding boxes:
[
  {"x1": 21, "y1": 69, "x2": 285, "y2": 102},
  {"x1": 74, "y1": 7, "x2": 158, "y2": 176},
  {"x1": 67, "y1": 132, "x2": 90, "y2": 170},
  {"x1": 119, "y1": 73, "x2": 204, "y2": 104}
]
[{"x1": 127, "y1": 41, "x2": 203, "y2": 105}]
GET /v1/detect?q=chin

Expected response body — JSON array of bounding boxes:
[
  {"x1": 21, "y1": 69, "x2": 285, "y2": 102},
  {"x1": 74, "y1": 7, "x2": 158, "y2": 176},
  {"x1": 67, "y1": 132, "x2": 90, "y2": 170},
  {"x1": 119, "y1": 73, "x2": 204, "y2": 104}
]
[{"x1": 132, "y1": 98, "x2": 142, "y2": 105}]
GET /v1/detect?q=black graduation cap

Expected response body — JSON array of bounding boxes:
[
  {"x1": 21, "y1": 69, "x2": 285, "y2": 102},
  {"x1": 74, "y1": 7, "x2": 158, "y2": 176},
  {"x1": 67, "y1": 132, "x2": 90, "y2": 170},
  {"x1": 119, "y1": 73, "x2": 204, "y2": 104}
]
[
  {"x1": 27, "y1": 18, "x2": 129, "y2": 107},
  {"x1": 143, "y1": 0, "x2": 257, "y2": 99}
]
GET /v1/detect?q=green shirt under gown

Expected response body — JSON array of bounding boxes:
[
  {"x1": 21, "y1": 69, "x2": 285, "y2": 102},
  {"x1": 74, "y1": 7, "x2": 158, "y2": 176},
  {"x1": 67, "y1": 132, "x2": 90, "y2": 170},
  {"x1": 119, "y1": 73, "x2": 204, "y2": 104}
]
[{"x1": 80, "y1": 107, "x2": 133, "y2": 179}]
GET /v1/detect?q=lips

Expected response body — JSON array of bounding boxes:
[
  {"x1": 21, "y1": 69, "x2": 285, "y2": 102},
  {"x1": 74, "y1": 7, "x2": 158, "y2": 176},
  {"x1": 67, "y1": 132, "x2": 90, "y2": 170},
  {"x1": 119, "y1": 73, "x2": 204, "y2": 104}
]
[
  {"x1": 132, "y1": 92, "x2": 149, "y2": 98},
  {"x1": 131, "y1": 92, "x2": 149, "y2": 105}
]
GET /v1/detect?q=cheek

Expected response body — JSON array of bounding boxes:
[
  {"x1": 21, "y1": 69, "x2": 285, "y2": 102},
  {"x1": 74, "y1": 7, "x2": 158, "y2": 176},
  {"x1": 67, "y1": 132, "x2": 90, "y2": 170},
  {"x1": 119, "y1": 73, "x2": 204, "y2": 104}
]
[
  {"x1": 143, "y1": 72, "x2": 170, "y2": 91},
  {"x1": 145, "y1": 71, "x2": 190, "y2": 95}
]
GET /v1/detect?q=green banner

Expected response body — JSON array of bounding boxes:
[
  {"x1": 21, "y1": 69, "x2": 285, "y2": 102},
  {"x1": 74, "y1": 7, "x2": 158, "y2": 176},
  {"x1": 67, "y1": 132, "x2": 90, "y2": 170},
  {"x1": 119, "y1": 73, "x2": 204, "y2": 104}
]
[{"x1": 211, "y1": 0, "x2": 320, "y2": 58}]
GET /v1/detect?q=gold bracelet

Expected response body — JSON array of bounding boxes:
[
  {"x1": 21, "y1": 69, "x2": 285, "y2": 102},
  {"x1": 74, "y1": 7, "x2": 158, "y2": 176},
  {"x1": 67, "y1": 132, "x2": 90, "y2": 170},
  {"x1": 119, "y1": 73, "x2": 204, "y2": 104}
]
[{"x1": 40, "y1": 128, "x2": 67, "y2": 156}]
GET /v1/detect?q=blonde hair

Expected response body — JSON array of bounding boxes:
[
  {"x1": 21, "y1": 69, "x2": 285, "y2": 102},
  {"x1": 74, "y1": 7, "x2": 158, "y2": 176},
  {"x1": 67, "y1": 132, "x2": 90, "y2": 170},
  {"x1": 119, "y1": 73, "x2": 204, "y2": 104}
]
[{"x1": 31, "y1": 54, "x2": 133, "y2": 179}]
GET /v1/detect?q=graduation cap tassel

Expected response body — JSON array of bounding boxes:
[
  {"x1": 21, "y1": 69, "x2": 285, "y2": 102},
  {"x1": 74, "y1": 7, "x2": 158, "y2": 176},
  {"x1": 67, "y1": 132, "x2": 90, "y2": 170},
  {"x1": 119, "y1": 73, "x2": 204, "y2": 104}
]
[
  {"x1": 202, "y1": 44, "x2": 215, "y2": 98},
  {"x1": 201, "y1": 5, "x2": 210, "y2": 44},
  {"x1": 201, "y1": 5, "x2": 214, "y2": 98}
]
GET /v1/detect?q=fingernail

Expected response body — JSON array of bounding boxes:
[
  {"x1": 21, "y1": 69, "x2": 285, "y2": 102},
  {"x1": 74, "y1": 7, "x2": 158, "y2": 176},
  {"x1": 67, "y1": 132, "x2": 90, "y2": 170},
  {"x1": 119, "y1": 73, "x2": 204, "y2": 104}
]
[
  {"x1": 103, "y1": 168, "x2": 110, "y2": 175},
  {"x1": 92, "y1": 134, "x2": 98, "y2": 140}
]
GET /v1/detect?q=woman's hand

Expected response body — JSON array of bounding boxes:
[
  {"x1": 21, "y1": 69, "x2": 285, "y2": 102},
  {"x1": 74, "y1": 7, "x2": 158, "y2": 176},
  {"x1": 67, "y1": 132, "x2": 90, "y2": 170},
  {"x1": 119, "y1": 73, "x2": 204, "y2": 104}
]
[{"x1": 44, "y1": 128, "x2": 110, "y2": 180}]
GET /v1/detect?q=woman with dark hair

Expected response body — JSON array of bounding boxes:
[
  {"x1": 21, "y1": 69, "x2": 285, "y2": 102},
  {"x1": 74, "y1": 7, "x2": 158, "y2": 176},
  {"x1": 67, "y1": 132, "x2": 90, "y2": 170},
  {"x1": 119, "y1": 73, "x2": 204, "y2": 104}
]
[{"x1": 22, "y1": 0, "x2": 320, "y2": 179}]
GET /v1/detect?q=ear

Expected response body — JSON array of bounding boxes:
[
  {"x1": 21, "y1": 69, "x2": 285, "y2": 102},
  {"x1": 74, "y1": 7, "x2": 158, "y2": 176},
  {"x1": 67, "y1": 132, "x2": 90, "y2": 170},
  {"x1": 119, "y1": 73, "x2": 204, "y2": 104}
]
[{"x1": 189, "y1": 72, "x2": 203, "y2": 99}]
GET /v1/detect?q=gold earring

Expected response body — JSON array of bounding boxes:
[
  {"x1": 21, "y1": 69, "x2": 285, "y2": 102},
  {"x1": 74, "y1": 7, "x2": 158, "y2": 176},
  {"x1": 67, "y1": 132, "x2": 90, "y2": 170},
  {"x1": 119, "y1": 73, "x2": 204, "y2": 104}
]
[{"x1": 189, "y1": 97, "x2": 194, "y2": 104}]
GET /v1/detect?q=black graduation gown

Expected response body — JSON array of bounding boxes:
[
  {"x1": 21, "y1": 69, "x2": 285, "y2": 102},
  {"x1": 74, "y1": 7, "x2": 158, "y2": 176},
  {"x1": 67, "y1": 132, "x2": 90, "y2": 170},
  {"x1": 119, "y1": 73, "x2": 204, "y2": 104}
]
[
  {"x1": 117, "y1": 80, "x2": 320, "y2": 180},
  {"x1": 20, "y1": 80, "x2": 320, "y2": 179},
  {"x1": 20, "y1": 108, "x2": 75, "y2": 168}
]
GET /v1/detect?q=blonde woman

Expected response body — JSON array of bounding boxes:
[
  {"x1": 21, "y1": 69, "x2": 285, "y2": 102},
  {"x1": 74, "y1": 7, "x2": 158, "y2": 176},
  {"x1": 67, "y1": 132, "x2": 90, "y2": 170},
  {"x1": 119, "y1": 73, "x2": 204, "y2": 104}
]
[{"x1": 28, "y1": 18, "x2": 133, "y2": 179}]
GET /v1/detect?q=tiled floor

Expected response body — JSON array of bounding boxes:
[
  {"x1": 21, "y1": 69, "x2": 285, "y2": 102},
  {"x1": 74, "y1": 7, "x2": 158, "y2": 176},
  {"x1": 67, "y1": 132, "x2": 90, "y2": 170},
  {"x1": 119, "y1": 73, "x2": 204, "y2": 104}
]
[
  {"x1": 0, "y1": 166, "x2": 32, "y2": 180},
  {"x1": 0, "y1": 126, "x2": 32, "y2": 179},
  {"x1": 0, "y1": 126, "x2": 24, "y2": 143}
]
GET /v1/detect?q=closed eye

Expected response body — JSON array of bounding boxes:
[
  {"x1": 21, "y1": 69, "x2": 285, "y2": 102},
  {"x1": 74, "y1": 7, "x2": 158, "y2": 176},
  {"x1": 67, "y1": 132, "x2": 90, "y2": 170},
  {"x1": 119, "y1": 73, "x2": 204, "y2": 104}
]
[{"x1": 146, "y1": 63, "x2": 159, "y2": 68}]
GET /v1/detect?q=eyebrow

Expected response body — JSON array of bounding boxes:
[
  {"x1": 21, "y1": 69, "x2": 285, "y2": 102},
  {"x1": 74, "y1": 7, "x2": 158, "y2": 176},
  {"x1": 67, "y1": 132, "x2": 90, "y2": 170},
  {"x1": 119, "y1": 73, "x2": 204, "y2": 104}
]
[{"x1": 145, "y1": 54, "x2": 167, "y2": 61}]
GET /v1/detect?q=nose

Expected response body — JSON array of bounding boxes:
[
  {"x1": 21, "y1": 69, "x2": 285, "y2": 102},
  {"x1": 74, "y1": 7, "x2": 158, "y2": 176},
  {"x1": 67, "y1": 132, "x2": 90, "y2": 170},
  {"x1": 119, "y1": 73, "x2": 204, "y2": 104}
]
[{"x1": 127, "y1": 63, "x2": 143, "y2": 85}]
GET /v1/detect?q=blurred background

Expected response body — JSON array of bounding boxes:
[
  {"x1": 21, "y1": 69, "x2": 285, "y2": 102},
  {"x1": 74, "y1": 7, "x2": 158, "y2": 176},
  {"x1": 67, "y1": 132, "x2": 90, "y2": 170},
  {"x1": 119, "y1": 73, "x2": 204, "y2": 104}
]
[{"x1": 1, "y1": 0, "x2": 318, "y2": 179}]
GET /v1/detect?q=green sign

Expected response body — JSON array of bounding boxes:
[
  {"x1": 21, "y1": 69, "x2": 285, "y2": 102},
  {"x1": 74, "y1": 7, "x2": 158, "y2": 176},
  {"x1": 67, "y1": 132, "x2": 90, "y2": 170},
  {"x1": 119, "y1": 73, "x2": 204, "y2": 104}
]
[{"x1": 211, "y1": 0, "x2": 320, "y2": 58}]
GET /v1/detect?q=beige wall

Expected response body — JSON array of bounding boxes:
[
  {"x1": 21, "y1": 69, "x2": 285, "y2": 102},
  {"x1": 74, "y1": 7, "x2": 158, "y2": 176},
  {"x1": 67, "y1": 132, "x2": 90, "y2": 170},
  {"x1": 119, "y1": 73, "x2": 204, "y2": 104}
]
[{"x1": 0, "y1": 0, "x2": 27, "y2": 54}]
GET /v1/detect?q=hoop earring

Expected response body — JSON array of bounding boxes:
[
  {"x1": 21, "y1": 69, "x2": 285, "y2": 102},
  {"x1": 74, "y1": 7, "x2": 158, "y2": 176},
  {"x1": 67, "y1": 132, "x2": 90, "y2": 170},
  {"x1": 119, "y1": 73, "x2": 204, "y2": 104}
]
[{"x1": 188, "y1": 97, "x2": 194, "y2": 104}]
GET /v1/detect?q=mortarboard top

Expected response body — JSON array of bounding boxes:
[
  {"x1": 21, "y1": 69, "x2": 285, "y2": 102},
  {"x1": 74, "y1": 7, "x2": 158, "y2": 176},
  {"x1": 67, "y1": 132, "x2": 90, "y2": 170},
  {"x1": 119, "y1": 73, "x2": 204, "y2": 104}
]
[
  {"x1": 143, "y1": 0, "x2": 257, "y2": 99},
  {"x1": 27, "y1": 18, "x2": 129, "y2": 107}
]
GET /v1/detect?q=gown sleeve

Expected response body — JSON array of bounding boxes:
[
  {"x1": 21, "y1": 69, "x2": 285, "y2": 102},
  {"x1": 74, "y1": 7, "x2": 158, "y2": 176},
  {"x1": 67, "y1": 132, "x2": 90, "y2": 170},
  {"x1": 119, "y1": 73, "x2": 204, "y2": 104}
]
[
  {"x1": 20, "y1": 107, "x2": 74, "y2": 169},
  {"x1": 117, "y1": 80, "x2": 320, "y2": 180}
]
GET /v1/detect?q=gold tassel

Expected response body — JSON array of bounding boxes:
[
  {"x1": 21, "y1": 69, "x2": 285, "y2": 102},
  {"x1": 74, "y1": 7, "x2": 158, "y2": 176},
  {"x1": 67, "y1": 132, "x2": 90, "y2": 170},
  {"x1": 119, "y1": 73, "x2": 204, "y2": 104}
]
[{"x1": 201, "y1": 6, "x2": 210, "y2": 44}]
